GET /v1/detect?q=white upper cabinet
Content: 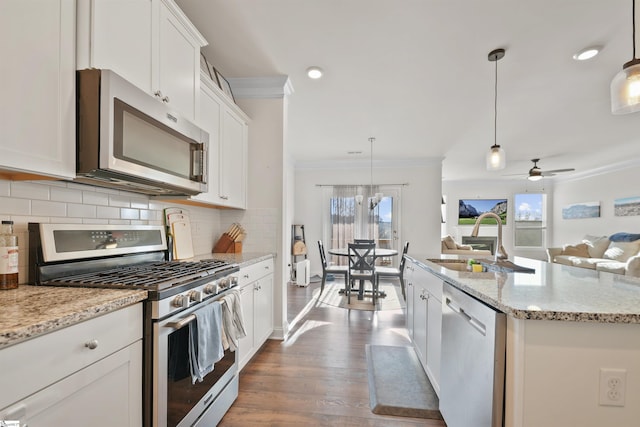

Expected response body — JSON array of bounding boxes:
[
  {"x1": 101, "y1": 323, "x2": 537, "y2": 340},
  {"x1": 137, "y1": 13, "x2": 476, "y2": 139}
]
[
  {"x1": 0, "y1": 0, "x2": 75, "y2": 179},
  {"x1": 192, "y1": 74, "x2": 248, "y2": 209},
  {"x1": 77, "y1": 0, "x2": 206, "y2": 121}
]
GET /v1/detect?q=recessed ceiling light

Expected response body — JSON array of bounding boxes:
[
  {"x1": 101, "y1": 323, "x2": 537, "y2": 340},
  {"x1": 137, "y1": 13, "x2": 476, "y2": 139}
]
[
  {"x1": 306, "y1": 66, "x2": 323, "y2": 79},
  {"x1": 573, "y1": 47, "x2": 601, "y2": 61}
]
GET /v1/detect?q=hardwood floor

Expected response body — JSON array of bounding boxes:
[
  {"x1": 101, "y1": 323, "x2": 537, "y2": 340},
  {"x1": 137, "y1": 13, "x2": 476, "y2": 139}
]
[{"x1": 219, "y1": 279, "x2": 447, "y2": 426}]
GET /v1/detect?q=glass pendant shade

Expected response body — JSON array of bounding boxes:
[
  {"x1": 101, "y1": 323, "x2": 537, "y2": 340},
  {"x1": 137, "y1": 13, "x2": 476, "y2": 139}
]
[
  {"x1": 611, "y1": 60, "x2": 640, "y2": 114},
  {"x1": 486, "y1": 144, "x2": 506, "y2": 170}
]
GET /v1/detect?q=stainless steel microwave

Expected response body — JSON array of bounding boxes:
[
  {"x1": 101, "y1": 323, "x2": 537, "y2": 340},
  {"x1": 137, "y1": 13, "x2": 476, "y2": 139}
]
[{"x1": 76, "y1": 69, "x2": 208, "y2": 196}]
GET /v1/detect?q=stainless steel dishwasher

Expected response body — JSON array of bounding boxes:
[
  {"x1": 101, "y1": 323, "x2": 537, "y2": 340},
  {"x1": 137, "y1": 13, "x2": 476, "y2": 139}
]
[{"x1": 439, "y1": 282, "x2": 506, "y2": 427}]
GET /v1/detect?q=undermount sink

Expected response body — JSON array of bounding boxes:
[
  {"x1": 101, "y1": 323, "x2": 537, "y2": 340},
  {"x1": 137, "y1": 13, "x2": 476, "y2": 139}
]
[
  {"x1": 428, "y1": 258, "x2": 535, "y2": 274},
  {"x1": 427, "y1": 259, "x2": 473, "y2": 272}
]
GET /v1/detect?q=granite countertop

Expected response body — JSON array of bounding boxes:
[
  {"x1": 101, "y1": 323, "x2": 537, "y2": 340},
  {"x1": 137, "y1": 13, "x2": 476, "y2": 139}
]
[
  {"x1": 198, "y1": 252, "x2": 275, "y2": 266},
  {"x1": 412, "y1": 255, "x2": 640, "y2": 323},
  {"x1": 0, "y1": 285, "x2": 147, "y2": 348}
]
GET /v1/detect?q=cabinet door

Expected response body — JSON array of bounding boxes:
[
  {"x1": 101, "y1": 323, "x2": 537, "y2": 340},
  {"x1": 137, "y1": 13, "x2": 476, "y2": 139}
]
[
  {"x1": 254, "y1": 274, "x2": 274, "y2": 346},
  {"x1": 157, "y1": 2, "x2": 200, "y2": 120},
  {"x1": 405, "y1": 261, "x2": 415, "y2": 340},
  {"x1": 413, "y1": 284, "x2": 428, "y2": 370},
  {"x1": 77, "y1": 0, "x2": 153, "y2": 93},
  {"x1": 237, "y1": 283, "x2": 255, "y2": 371},
  {"x1": 426, "y1": 295, "x2": 442, "y2": 394},
  {"x1": 0, "y1": 0, "x2": 75, "y2": 179},
  {"x1": 192, "y1": 80, "x2": 222, "y2": 205},
  {"x1": 1, "y1": 342, "x2": 142, "y2": 427},
  {"x1": 220, "y1": 108, "x2": 247, "y2": 208}
]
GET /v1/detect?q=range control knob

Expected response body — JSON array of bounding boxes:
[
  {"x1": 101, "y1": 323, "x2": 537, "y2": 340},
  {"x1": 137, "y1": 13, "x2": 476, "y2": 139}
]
[
  {"x1": 189, "y1": 290, "x2": 202, "y2": 303},
  {"x1": 218, "y1": 278, "x2": 229, "y2": 290},
  {"x1": 172, "y1": 294, "x2": 187, "y2": 308},
  {"x1": 203, "y1": 282, "x2": 218, "y2": 295},
  {"x1": 228, "y1": 276, "x2": 238, "y2": 287}
]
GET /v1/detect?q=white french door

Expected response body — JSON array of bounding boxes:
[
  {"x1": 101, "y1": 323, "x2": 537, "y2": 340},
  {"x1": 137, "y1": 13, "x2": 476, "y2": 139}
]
[{"x1": 323, "y1": 186, "x2": 402, "y2": 265}]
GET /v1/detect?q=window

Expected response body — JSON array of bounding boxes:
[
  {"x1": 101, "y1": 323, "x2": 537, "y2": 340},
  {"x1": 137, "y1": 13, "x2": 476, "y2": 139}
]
[
  {"x1": 514, "y1": 193, "x2": 546, "y2": 248},
  {"x1": 323, "y1": 186, "x2": 401, "y2": 265}
]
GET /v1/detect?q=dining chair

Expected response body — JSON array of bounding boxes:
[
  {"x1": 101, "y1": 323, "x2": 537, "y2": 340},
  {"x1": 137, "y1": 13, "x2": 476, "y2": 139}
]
[
  {"x1": 317, "y1": 240, "x2": 348, "y2": 295},
  {"x1": 354, "y1": 239, "x2": 374, "y2": 243},
  {"x1": 375, "y1": 241, "x2": 410, "y2": 300},
  {"x1": 347, "y1": 242, "x2": 377, "y2": 305}
]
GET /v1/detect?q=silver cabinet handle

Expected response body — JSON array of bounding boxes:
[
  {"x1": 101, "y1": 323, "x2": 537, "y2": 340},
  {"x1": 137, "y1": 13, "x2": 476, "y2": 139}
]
[
  {"x1": 85, "y1": 339, "x2": 99, "y2": 350},
  {"x1": 244, "y1": 274, "x2": 250, "y2": 279},
  {"x1": 162, "y1": 95, "x2": 170, "y2": 103}
]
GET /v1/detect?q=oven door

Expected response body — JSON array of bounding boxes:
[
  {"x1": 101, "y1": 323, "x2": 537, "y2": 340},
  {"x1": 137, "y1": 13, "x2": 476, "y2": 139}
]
[{"x1": 153, "y1": 298, "x2": 238, "y2": 427}]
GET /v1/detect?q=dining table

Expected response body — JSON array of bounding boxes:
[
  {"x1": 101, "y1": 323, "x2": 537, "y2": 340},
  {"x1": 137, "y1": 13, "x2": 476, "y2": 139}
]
[{"x1": 327, "y1": 247, "x2": 399, "y2": 300}]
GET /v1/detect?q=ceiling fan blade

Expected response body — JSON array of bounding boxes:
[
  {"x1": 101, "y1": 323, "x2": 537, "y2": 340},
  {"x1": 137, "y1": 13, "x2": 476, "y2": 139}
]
[{"x1": 541, "y1": 168, "x2": 575, "y2": 176}]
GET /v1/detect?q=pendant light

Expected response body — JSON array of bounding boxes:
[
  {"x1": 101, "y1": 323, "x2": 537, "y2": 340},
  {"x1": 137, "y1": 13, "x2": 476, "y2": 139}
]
[
  {"x1": 486, "y1": 48, "x2": 506, "y2": 170},
  {"x1": 611, "y1": 0, "x2": 640, "y2": 114},
  {"x1": 368, "y1": 137, "x2": 383, "y2": 210}
]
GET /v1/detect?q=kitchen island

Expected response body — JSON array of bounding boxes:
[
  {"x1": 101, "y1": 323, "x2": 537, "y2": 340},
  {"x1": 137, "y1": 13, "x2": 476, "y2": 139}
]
[{"x1": 414, "y1": 255, "x2": 640, "y2": 427}]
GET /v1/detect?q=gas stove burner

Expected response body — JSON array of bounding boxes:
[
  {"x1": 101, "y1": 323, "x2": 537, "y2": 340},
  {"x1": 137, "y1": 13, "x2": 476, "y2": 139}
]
[{"x1": 43, "y1": 259, "x2": 237, "y2": 291}]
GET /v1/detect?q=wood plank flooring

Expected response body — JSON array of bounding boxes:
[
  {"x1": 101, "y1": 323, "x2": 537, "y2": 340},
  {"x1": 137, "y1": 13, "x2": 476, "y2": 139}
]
[{"x1": 219, "y1": 279, "x2": 447, "y2": 426}]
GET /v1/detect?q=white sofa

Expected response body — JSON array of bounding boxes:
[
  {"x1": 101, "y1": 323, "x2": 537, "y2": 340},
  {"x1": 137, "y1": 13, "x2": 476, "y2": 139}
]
[
  {"x1": 547, "y1": 233, "x2": 640, "y2": 277},
  {"x1": 441, "y1": 235, "x2": 492, "y2": 257}
]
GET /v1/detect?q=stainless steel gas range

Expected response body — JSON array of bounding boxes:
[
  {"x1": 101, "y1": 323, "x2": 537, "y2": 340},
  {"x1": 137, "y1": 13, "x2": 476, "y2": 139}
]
[{"x1": 28, "y1": 223, "x2": 240, "y2": 427}]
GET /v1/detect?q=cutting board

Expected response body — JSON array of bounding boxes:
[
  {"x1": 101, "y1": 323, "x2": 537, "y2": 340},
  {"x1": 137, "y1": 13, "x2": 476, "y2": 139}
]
[{"x1": 171, "y1": 220, "x2": 194, "y2": 260}]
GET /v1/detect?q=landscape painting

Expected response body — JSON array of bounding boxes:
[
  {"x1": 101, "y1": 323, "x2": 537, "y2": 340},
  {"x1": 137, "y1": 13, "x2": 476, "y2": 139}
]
[
  {"x1": 458, "y1": 199, "x2": 507, "y2": 225},
  {"x1": 562, "y1": 201, "x2": 600, "y2": 219},
  {"x1": 614, "y1": 196, "x2": 640, "y2": 217}
]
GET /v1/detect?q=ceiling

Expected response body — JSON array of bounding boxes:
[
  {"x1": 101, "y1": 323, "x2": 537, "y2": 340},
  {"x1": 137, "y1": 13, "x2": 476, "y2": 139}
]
[{"x1": 176, "y1": 0, "x2": 640, "y2": 181}]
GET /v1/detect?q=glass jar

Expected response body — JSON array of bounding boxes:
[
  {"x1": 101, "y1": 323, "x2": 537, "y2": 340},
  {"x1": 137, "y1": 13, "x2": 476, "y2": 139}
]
[{"x1": 0, "y1": 220, "x2": 19, "y2": 289}]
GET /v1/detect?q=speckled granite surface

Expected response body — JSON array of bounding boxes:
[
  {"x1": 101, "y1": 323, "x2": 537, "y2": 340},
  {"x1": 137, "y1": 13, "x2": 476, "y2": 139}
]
[
  {"x1": 0, "y1": 285, "x2": 147, "y2": 348},
  {"x1": 411, "y1": 255, "x2": 640, "y2": 323},
  {"x1": 199, "y1": 252, "x2": 275, "y2": 266}
]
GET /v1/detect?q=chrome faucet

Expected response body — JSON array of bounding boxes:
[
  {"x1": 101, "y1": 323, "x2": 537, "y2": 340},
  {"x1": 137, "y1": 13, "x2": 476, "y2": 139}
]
[{"x1": 470, "y1": 212, "x2": 508, "y2": 261}]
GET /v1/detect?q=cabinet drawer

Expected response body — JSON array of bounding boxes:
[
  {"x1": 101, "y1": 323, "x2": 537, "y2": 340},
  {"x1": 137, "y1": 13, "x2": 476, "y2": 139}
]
[
  {"x1": 414, "y1": 263, "x2": 443, "y2": 300},
  {"x1": 0, "y1": 303, "x2": 142, "y2": 410},
  {"x1": 238, "y1": 258, "x2": 274, "y2": 287}
]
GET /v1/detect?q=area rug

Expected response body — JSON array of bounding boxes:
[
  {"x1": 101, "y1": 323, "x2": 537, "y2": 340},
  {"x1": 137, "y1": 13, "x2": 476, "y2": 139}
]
[
  {"x1": 313, "y1": 281, "x2": 405, "y2": 311},
  {"x1": 366, "y1": 344, "x2": 442, "y2": 419}
]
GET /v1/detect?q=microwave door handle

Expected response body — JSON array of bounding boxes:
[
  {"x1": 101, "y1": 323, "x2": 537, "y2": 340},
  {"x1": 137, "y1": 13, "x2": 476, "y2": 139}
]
[{"x1": 192, "y1": 144, "x2": 206, "y2": 183}]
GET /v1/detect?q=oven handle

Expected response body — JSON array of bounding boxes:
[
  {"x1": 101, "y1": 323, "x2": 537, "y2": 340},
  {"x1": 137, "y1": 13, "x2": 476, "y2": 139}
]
[{"x1": 166, "y1": 314, "x2": 196, "y2": 330}]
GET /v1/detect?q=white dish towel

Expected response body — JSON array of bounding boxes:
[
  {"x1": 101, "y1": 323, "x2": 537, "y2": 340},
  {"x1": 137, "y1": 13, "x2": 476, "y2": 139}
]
[
  {"x1": 188, "y1": 301, "x2": 224, "y2": 384},
  {"x1": 220, "y1": 290, "x2": 247, "y2": 351}
]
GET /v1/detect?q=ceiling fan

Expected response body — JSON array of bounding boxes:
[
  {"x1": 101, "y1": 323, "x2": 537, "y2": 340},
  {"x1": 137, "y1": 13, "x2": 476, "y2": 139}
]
[{"x1": 526, "y1": 158, "x2": 575, "y2": 181}]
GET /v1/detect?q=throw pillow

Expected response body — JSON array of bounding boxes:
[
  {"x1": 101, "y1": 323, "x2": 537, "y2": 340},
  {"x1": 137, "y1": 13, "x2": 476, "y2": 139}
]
[
  {"x1": 582, "y1": 235, "x2": 610, "y2": 258},
  {"x1": 609, "y1": 232, "x2": 640, "y2": 242},
  {"x1": 561, "y1": 243, "x2": 590, "y2": 257},
  {"x1": 442, "y1": 235, "x2": 457, "y2": 250},
  {"x1": 603, "y1": 240, "x2": 640, "y2": 262},
  {"x1": 456, "y1": 244, "x2": 473, "y2": 250}
]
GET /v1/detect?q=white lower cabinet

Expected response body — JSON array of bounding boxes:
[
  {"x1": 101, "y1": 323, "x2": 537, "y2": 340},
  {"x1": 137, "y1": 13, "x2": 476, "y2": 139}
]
[
  {"x1": 405, "y1": 258, "x2": 442, "y2": 395},
  {"x1": 237, "y1": 258, "x2": 274, "y2": 370},
  {"x1": 0, "y1": 304, "x2": 142, "y2": 427}
]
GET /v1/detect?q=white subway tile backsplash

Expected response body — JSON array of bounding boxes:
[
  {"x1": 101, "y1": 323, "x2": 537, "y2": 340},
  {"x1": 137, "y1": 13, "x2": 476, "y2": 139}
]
[
  {"x1": 82, "y1": 191, "x2": 109, "y2": 206},
  {"x1": 32, "y1": 200, "x2": 67, "y2": 217},
  {"x1": 11, "y1": 182, "x2": 49, "y2": 200},
  {"x1": 108, "y1": 219, "x2": 131, "y2": 225},
  {"x1": 0, "y1": 197, "x2": 30, "y2": 215},
  {"x1": 108, "y1": 195, "x2": 130, "y2": 208},
  {"x1": 68, "y1": 203, "x2": 97, "y2": 218},
  {"x1": 97, "y1": 206, "x2": 120, "y2": 219},
  {"x1": 0, "y1": 181, "x2": 10, "y2": 196},
  {"x1": 120, "y1": 208, "x2": 139, "y2": 220},
  {"x1": 130, "y1": 198, "x2": 149, "y2": 209},
  {"x1": 50, "y1": 187, "x2": 83, "y2": 203},
  {"x1": 82, "y1": 218, "x2": 109, "y2": 225}
]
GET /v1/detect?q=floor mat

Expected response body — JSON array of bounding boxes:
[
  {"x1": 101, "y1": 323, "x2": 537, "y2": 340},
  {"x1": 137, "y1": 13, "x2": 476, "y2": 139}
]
[
  {"x1": 313, "y1": 281, "x2": 405, "y2": 311},
  {"x1": 366, "y1": 344, "x2": 443, "y2": 419}
]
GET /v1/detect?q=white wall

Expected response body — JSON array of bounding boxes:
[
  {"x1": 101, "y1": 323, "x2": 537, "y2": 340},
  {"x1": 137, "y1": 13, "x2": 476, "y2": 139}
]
[
  {"x1": 551, "y1": 164, "x2": 640, "y2": 246},
  {"x1": 442, "y1": 179, "x2": 553, "y2": 260},
  {"x1": 294, "y1": 159, "x2": 442, "y2": 277}
]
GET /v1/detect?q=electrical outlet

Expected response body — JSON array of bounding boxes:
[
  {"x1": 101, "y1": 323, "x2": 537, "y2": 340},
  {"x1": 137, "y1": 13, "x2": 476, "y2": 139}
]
[{"x1": 599, "y1": 368, "x2": 626, "y2": 407}]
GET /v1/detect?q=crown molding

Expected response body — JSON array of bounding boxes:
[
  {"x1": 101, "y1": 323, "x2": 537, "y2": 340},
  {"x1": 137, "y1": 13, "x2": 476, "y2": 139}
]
[
  {"x1": 295, "y1": 157, "x2": 442, "y2": 170},
  {"x1": 227, "y1": 76, "x2": 294, "y2": 99}
]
